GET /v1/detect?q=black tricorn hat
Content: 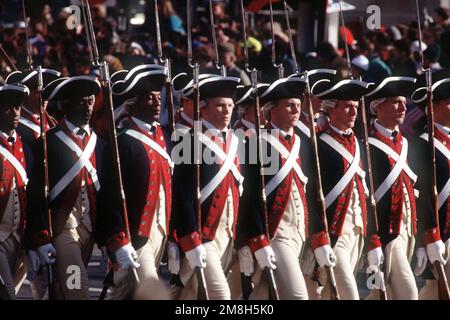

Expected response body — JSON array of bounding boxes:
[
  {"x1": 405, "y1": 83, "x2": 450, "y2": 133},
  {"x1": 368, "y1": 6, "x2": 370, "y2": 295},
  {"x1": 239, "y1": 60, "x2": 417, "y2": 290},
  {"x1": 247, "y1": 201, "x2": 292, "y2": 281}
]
[
  {"x1": 306, "y1": 68, "x2": 337, "y2": 89},
  {"x1": 260, "y1": 74, "x2": 307, "y2": 104},
  {"x1": 411, "y1": 72, "x2": 450, "y2": 108},
  {"x1": 110, "y1": 69, "x2": 129, "y2": 84},
  {"x1": 0, "y1": 84, "x2": 30, "y2": 107},
  {"x1": 42, "y1": 76, "x2": 101, "y2": 101},
  {"x1": 175, "y1": 73, "x2": 222, "y2": 99},
  {"x1": 234, "y1": 83, "x2": 270, "y2": 106},
  {"x1": 191, "y1": 76, "x2": 240, "y2": 101},
  {"x1": 365, "y1": 76, "x2": 417, "y2": 100},
  {"x1": 311, "y1": 78, "x2": 370, "y2": 100},
  {"x1": 5, "y1": 69, "x2": 61, "y2": 90},
  {"x1": 112, "y1": 64, "x2": 167, "y2": 100}
]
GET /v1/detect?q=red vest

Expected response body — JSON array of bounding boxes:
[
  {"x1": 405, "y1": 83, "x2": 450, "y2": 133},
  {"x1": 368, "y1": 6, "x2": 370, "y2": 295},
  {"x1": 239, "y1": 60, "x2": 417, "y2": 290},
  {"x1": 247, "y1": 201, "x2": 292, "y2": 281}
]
[
  {"x1": 0, "y1": 134, "x2": 27, "y2": 236},
  {"x1": 327, "y1": 129, "x2": 368, "y2": 238},
  {"x1": 268, "y1": 133, "x2": 309, "y2": 239},
  {"x1": 371, "y1": 128, "x2": 417, "y2": 236},
  {"x1": 129, "y1": 120, "x2": 172, "y2": 237},
  {"x1": 59, "y1": 123, "x2": 98, "y2": 230}
]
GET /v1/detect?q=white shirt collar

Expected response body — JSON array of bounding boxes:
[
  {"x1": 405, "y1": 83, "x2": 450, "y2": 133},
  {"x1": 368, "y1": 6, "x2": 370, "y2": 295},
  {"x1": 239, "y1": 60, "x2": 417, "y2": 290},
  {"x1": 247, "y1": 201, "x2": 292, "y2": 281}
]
[
  {"x1": 374, "y1": 120, "x2": 399, "y2": 140},
  {"x1": 271, "y1": 122, "x2": 294, "y2": 138},
  {"x1": 329, "y1": 123, "x2": 353, "y2": 136},
  {"x1": 131, "y1": 116, "x2": 158, "y2": 133},
  {"x1": 0, "y1": 130, "x2": 17, "y2": 144},
  {"x1": 65, "y1": 119, "x2": 91, "y2": 136},
  {"x1": 202, "y1": 118, "x2": 228, "y2": 141},
  {"x1": 435, "y1": 122, "x2": 450, "y2": 137}
]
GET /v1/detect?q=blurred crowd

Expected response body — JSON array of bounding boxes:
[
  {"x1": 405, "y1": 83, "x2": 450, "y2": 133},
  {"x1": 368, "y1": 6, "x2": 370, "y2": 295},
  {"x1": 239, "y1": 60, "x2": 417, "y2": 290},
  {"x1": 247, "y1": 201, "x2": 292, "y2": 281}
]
[{"x1": 0, "y1": 0, "x2": 449, "y2": 133}]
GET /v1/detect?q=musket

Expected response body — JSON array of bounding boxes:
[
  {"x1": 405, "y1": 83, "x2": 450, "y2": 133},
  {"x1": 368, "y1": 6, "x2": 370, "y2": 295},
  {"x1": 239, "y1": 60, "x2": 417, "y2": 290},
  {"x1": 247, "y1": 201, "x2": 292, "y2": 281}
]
[
  {"x1": 37, "y1": 65, "x2": 56, "y2": 300},
  {"x1": 21, "y1": 0, "x2": 56, "y2": 299},
  {"x1": 269, "y1": 0, "x2": 284, "y2": 79},
  {"x1": 358, "y1": 83, "x2": 388, "y2": 300},
  {"x1": 208, "y1": 0, "x2": 226, "y2": 76},
  {"x1": 188, "y1": 0, "x2": 209, "y2": 300},
  {"x1": 80, "y1": 0, "x2": 140, "y2": 295},
  {"x1": 283, "y1": 0, "x2": 340, "y2": 300},
  {"x1": 0, "y1": 44, "x2": 18, "y2": 72},
  {"x1": 154, "y1": 0, "x2": 175, "y2": 134},
  {"x1": 337, "y1": 0, "x2": 387, "y2": 299},
  {"x1": 240, "y1": 0, "x2": 279, "y2": 301},
  {"x1": 415, "y1": 0, "x2": 450, "y2": 300}
]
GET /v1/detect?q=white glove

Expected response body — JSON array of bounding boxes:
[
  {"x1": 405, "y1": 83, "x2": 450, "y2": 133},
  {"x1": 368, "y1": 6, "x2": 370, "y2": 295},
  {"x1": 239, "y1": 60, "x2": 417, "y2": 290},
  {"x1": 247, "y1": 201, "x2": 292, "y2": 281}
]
[
  {"x1": 414, "y1": 247, "x2": 428, "y2": 276},
  {"x1": 185, "y1": 244, "x2": 207, "y2": 270},
  {"x1": 167, "y1": 241, "x2": 181, "y2": 275},
  {"x1": 367, "y1": 247, "x2": 384, "y2": 271},
  {"x1": 238, "y1": 246, "x2": 254, "y2": 276},
  {"x1": 314, "y1": 244, "x2": 336, "y2": 268},
  {"x1": 37, "y1": 243, "x2": 56, "y2": 265},
  {"x1": 426, "y1": 240, "x2": 447, "y2": 265},
  {"x1": 115, "y1": 243, "x2": 140, "y2": 269},
  {"x1": 254, "y1": 246, "x2": 276, "y2": 270},
  {"x1": 27, "y1": 250, "x2": 41, "y2": 281}
]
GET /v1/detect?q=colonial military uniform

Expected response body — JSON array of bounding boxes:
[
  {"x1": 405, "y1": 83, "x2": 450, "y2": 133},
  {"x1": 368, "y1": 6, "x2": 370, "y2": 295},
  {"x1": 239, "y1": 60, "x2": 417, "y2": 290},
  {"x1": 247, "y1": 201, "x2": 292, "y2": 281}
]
[
  {"x1": 0, "y1": 85, "x2": 34, "y2": 299},
  {"x1": 310, "y1": 79, "x2": 376, "y2": 300},
  {"x1": 363, "y1": 76, "x2": 420, "y2": 299},
  {"x1": 5, "y1": 69, "x2": 60, "y2": 147},
  {"x1": 27, "y1": 76, "x2": 129, "y2": 299},
  {"x1": 170, "y1": 76, "x2": 242, "y2": 300},
  {"x1": 294, "y1": 69, "x2": 336, "y2": 139},
  {"x1": 238, "y1": 75, "x2": 317, "y2": 299},
  {"x1": 108, "y1": 64, "x2": 173, "y2": 299},
  {"x1": 410, "y1": 73, "x2": 450, "y2": 299}
]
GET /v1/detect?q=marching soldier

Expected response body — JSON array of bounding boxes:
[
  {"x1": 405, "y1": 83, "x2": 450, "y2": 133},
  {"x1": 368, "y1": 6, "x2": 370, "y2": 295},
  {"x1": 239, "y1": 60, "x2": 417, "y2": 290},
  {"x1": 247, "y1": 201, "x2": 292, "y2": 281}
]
[
  {"x1": 170, "y1": 75, "x2": 242, "y2": 300},
  {"x1": 310, "y1": 78, "x2": 376, "y2": 300},
  {"x1": 26, "y1": 75, "x2": 136, "y2": 299},
  {"x1": 363, "y1": 76, "x2": 421, "y2": 300},
  {"x1": 237, "y1": 75, "x2": 317, "y2": 299},
  {"x1": 232, "y1": 84, "x2": 269, "y2": 133},
  {"x1": 108, "y1": 64, "x2": 173, "y2": 299},
  {"x1": 171, "y1": 73, "x2": 218, "y2": 133},
  {"x1": 410, "y1": 71, "x2": 450, "y2": 299},
  {"x1": 5, "y1": 69, "x2": 60, "y2": 147},
  {"x1": 0, "y1": 84, "x2": 37, "y2": 299},
  {"x1": 295, "y1": 69, "x2": 336, "y2": 139}
]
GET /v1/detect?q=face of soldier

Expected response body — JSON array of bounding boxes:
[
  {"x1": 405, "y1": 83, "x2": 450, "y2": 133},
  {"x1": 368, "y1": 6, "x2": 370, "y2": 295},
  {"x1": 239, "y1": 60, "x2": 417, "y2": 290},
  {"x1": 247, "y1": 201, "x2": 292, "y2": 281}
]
[
  {"x1": 133, "y1": 91, "x2": 162, "y2": 123},
  {"x1": 202, "y1": 97, "x2": 234, "y2": 130},
  {"x1": 270, "y1": 98, "x2": 301, "y2": 132},
  {"x1": 434, "y1": 98, "x2": 450, "y2": 127},
  {"x1": 181, "y1": 97, "x2": 193, "y2": 118},
  {"x1": 0, "y1": 104, "x2": 21, "y2": 134},
  {"x1": 328, "y1": 100, "x2": 358, "y2": 131},
  {"x1": 64, "y1": 95, "x2": 95, "y2": 127},
  {"x1": 376, "y1": 96, "x2": 407, "y2": 129}
]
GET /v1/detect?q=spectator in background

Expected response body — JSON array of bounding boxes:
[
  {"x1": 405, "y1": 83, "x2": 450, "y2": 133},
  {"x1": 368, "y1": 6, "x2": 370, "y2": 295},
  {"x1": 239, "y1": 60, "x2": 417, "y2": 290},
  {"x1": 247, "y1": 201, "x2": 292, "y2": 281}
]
[
  {"x1": 424, "y1": 43, "x2": 443, "y2": 71},
  {"x1": 316, "y1": 42, "x2": 348, "y2": 80},
  {"x1": 161, "y1": 0, "x2": 186, "y2": 35},
  {"x1": 218, "y1": 42, "x2": 250, "y2": 85},
  {"x1": 390, "y1": 39, "x2": 417, "y2": 78},
  {"x1": 366, "y1": 31, "x2": 392, "y2": 83},
  {"x1": 351, "y1": 54, "x2": 369, "y2": 81}
]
